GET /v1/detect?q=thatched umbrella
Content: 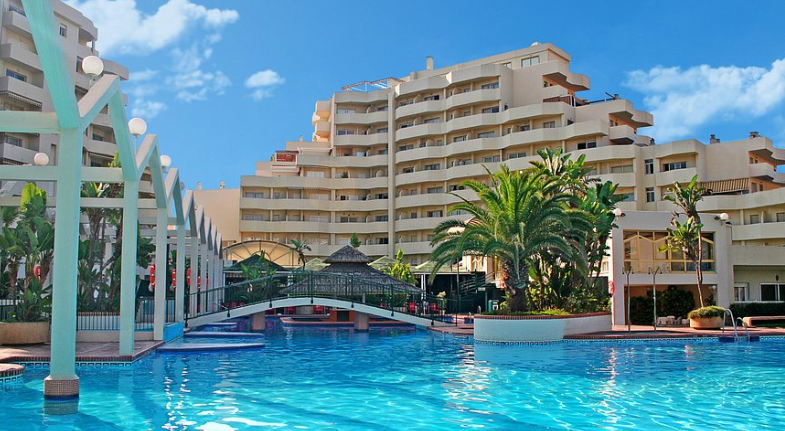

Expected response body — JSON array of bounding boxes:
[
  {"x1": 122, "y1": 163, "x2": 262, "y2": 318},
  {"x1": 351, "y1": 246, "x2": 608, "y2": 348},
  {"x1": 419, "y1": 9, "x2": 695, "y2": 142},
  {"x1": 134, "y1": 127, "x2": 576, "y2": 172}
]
[{"x1": 280, "y1": 246, "x2": 421, "y2": 295}]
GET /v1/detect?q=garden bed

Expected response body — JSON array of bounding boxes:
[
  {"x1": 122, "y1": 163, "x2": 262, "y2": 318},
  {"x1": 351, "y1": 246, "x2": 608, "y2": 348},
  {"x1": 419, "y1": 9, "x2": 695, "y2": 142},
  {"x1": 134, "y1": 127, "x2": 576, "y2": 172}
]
[{"x1": 474, "y1": 312, "x2": 611, "y2": 342}]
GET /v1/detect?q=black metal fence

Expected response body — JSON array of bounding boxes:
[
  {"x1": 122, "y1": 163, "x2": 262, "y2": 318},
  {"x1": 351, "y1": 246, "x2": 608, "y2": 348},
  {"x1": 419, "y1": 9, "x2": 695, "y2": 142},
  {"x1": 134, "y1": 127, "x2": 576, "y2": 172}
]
[{"x1": 185, "y1": 271, "x2": 461, "y2": 325}]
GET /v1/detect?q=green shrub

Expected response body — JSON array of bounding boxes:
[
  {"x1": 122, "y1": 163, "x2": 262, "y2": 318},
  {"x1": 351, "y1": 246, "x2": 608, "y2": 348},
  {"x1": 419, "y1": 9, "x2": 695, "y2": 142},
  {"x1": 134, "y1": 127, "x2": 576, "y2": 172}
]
[
  {"x1": 730, "y1": 302, "x2": 785, "y2": 318},
  {"x1": 687, "y1": 306, "x2": 725, "y2": 319},
  {"x1": 659, "y1": 285, "x2": 695, "y2": 318},
  {"x1": 482, "y1": 308, "x2": 568, "y2": 316}
]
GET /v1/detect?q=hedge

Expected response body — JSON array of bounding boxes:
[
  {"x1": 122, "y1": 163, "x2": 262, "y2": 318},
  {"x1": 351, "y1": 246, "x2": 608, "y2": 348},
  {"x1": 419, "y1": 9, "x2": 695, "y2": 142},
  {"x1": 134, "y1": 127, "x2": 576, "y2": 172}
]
[{"x1": 729, "y1": 302, "x2": 785, "y2": 318}]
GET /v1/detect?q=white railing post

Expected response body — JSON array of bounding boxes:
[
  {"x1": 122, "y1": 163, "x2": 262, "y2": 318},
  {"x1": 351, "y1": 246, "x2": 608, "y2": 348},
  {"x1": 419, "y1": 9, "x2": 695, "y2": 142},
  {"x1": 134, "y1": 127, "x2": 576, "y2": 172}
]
[
  {"x1": 153, "y1": 208, "x2": 168, "y2": 340},
  {"x1": 175, "y1": 223, "x2": 186, "y2": 322},
  {"x1": 118, "y1": 179, "x2": 139, "y2": 355}
]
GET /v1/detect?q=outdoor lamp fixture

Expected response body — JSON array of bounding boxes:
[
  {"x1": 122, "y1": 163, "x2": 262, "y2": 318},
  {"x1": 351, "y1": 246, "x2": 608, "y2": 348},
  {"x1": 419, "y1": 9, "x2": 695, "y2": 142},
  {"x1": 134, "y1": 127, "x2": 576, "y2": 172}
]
[
  {"x1": 160, "y1": 155, "x2": 172, "y2": 170},
  {"x1": 81, "y1": 56, "x2": 103, "y2": 86},
  {"x1": 612, "y1": 207, "x2": 625, "y2": 218},
  {"x1": 128, "y1": 117, "x2": 147, "y2": 153},
  {"x1": 33, "y1": 152, "x2": 49, "y2": 166},
  {"x1": 715, "y1": 213, "x2": 731, "y2": 224}
]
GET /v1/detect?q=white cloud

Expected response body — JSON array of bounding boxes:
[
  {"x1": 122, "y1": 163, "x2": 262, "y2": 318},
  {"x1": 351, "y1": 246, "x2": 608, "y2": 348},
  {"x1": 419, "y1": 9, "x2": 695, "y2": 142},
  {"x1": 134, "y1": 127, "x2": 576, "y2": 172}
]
[
  {"x1": 166, "y1": 42, "x2": 232, "y2": 102},
  {"x1": 132, "y1": 99, "x2": 167, "y2": 118},
  {"x1": 245, "y1": 70, "x2": 285, "y2": 101},
  {"x1": 64, "y1": 0, "x2": 238, "y2": 56},
  {"x1": 624, "y1": 58, "x2": 785, "y2": 141},
  {"x1": 131, "y1": 69, "x2": 158, "y2": 82}
]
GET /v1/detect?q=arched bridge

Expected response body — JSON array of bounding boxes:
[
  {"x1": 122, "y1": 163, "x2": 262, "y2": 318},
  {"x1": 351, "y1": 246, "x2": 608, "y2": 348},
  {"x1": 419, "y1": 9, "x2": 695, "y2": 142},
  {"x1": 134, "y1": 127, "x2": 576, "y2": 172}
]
[{"x1": 184, "y1": 271, "x2": 459, "y2": 328}]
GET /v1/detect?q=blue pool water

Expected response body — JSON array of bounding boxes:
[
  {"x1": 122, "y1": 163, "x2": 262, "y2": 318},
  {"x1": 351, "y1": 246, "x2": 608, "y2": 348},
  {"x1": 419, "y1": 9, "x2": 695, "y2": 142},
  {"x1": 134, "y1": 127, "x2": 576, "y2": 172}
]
[{"x1": 2, "y1": 324, "x2": 785, "y2": 430}]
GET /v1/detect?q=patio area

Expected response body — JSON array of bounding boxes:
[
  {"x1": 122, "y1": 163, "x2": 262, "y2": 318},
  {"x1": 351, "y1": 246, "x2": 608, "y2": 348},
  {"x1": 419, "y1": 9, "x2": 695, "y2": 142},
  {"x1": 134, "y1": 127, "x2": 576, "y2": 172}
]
[{"x1": 0, "y1": 341, "x2": 161, "y2": 364}]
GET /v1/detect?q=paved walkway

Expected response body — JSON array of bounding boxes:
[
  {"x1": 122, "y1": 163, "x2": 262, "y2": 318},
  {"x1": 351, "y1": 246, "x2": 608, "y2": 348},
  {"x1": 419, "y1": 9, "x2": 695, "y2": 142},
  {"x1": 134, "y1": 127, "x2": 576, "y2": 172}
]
[{"x1": 0, "y1": 341, "x2": 161, "y2": 364}]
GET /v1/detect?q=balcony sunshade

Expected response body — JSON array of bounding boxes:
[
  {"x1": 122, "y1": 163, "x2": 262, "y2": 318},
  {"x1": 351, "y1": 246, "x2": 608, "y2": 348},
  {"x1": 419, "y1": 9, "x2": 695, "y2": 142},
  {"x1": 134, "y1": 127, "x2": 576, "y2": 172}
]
[{"x1": 702, "y1": 178, "x2": 749, "y2": 194}]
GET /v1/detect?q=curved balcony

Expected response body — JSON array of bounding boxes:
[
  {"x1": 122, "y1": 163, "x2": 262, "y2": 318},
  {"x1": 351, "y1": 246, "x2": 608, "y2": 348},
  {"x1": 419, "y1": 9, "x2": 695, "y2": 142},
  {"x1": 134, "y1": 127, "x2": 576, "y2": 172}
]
[
  {"x1": 395, "y1": 89, "x2": 502, "y2": 120},
  {"x1": 296, "y1": 154, "x2": 388, "y2": 168},
  {"x1": 334, "y1": 90, "x2": 389, "y2": 104},
  {"x1": 240, "y1": 197, "x2": 389, "y2": 212},
  {"x1": 655, "y1": 167, "x2": 699, "y2": 187},
  {"x1": 241, "y1": 175, "x2": 388, "y2": 190},
  {"x1": 609, "y1": 125, "x2": 636, "y2": 144},
  {"x1": 334, "y1": 110, "x2": 388, "y2": 125},
  {"x1": 594, "y1": 172, "x2": 636, "y2": 187},
  {"x1": 396, "y1": 241, "x2": 434, "y2": 256},
  {"x1": 395, "y1": 189, "x2": 478, "y2": 209},
  {"x1": 732, "y1": 221, "x2": 785, "y2": 241},
  {"x1": 0, "y1": 41, "x2": 41, "y2": 72},
  {"x1": 334, "y1": 132, "x2": 388, "y2": 146},
  {"x1": 395, "y1": 214, "x2": 472, "y2": 232},
  {"x1": 395, "y1": 120, "x2": 608, "y2": 164},
  {"x1": 240, "y1": 220, "x2": 389, "y2": 235},
  {"x1": 540, "y1": 60, "x2": 590, "y2": 91}
]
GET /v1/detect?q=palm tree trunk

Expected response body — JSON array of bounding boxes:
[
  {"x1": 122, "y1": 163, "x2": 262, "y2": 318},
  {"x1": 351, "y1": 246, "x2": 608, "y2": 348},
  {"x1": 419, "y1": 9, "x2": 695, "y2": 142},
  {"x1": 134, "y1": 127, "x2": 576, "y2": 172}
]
[{"x1": 696, "y1": 235, "x2": 705, "y2": 307}]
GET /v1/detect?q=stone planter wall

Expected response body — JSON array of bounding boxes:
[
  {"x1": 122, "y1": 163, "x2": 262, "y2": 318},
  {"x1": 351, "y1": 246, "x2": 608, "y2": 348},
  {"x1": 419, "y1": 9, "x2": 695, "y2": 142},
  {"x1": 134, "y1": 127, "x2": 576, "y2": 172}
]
[
  {"x1": 0, "y1": 321, "x2": 50, "y2": 345},
  {"x1": 689, "y1": 316, "x2": 723, "y2": 330},
  {"x1": 474, "y1": 312, "x2": 611, "y2": 343}
]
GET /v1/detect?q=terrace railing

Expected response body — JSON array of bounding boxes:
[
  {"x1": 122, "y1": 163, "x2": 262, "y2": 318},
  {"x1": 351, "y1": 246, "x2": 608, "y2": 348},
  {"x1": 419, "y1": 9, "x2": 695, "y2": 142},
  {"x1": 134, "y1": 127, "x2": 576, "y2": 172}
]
[{"x1": 185, "y1": 271, "x2": 461, "y2": 326}]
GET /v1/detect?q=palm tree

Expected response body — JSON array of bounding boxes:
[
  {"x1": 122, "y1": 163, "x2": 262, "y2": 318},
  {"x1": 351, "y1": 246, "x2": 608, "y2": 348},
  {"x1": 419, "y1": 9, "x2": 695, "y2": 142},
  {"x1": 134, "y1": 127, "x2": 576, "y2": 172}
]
[
  {"x1": 663, "y1": 175, "x2": 708, "y2": 307},
  {"x1": 430, "y1": 165, "x2": 577, "y2": 311},
  {"x1": 289, "y1": 239, "x2": 311, "y2": 269}
]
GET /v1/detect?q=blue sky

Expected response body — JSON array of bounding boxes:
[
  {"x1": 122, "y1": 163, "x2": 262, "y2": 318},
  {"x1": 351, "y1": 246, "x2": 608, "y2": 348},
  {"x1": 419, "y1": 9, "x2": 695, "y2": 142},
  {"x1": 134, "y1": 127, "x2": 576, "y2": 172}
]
[{"x1": 66, "y1": 0, "x2": 785, "y2": 189}]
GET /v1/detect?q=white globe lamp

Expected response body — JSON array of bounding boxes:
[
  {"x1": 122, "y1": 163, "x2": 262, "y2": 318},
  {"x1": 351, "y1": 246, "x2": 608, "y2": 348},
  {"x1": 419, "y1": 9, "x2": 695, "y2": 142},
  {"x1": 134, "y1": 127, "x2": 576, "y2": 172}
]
[
  {"x1": 612, "y1": 208, "x2": 624, "y2": 217},
  {"x1": 160, "y1": 155, "x2": 172, "y2": 169},
  {"x1": 128, "y1": 118, "x2": 147, "y2": 137},
  {"x1": 81, "y1": 56, "x2": 104, "y2": 77},
  {"x1": 33, "y1": 152, "x2": 49, "y2": 166}
]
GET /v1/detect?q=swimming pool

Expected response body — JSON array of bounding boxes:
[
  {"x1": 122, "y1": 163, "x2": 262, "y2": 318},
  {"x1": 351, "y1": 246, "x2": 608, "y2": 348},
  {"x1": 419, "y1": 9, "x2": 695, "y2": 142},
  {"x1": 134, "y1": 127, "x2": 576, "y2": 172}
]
[{"x1": 2, "y1": 325, "x2": 785, "y2": 430}]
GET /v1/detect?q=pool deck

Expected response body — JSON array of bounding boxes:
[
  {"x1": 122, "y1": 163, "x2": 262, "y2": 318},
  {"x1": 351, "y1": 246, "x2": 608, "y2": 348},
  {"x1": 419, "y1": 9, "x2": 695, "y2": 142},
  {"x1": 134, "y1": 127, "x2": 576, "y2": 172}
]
[{"x1": 0, "y1": 341, "x2": 162, "y2": 364}]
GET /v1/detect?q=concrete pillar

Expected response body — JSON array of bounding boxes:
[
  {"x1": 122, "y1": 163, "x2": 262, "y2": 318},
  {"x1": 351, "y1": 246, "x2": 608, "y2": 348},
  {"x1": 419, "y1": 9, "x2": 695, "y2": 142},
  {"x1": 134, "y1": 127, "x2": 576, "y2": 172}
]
[
  {"x1": 354, "y1": 312, "x2": 369, "y2": 331},
  {"x1": 153, "y1": 209, "x2": 168, "y2": 340},
  {"x1": 188, "y1": 239, "x2": 198, "y2": 319},
  {"x1": 200, "y1": 241, "x2": 208, "y2": 311},
  {"x1": 118, "y1": 180, "x2": 139, "y2": 356},
  {"x1": 251, "y1": 312, "x2": 266, "y2": 331},
  {"x1": 175, "y1": 223, "x2": 186, "y2": 322},
  {"x1": 45, "y1": 128, "x2": 83, "y2": 400}
]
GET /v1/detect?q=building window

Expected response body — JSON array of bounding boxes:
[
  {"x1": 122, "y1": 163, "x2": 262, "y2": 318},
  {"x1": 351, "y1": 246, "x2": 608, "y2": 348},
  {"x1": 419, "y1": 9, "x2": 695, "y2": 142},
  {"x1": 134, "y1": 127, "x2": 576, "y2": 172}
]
[
  {"x1": 424, "y1": 163, "x2": 440, "y2": 171},
  {"x1": 427, "y1": 187, "x2": 444, "y2": 194},
  {"x1": 777, "y1": 212, "x2": 785, "y2": 222},
  {"x1": 9, "y1": 5, "x2": 25, "y2": 15},
  {"x1": 337, "y1": 108, "x2": 355, "y2": 114},
  {"x1": 336, "y1": 130, "x2": 356, "y2": 136},
  {"x1": 377, "y1": 238, "x2": 389, "y2": 245},
  {"x1": 375, "y1": 215, "x2": 388, "y2": 222},
  {"x1": 477, "y1": 131, "x2": 495, "y2": 139},
  {"x1": 543, "y1": 121, "x2": 556, "y2": 129},
  {"x1": 646, "y1": 187, "x2": 655, "y2": 203},
  {"x1": 506, "y1": 152, "x2": 527, "y2": 160},
  {"x1": 623, "y1": 230, "x2": 716, "y2": 273},
  {"x1": 521, "y1": 56, "x2": 540, "y2": 67},
  {"x1": 610, "y1": 165, "x2": 634, "y2": 174},
  {"x1": 6, "y1": 69, "x2": 27, "y2": 82},
  {"x1": 3, "y1": 135, "x2": 23, "y2": 147},
  {"x1": 423, "y1": 94, "x2": 440, "y2": 101},
  {"x1": 377, "y1": 127, "x2": 388, "y2": 133},
  {"x1": 453, "y1": 135, "x2": 467, "y2": 143},
  {"x1": 482, "y1": 155, "x2": 501, "y2": 163},
  {"x1": 761, "y1": 284, "x2": 785, "y2": 302},
  {"x1": 502, "y1": 62, "x2": 511, "y2": 68},
  {"x1": 59, "y1": 24, "x2": 67, "y2": 37},
  {"x1": 617, "y1": 192, "x2": 635, "y2": 202},
  {"x1": 481, "y1": 106, "x2": 500, "y2": 114},
  {"x1": 424, "y1": 117, "x2": 440, "y2": 124},
  {"x1": 662, "y1": 161, "x2": 688, "y2": 172},
  {"x1": 645, "y1": 159, "x2": 654, "y2": 175},
  {"x1": 401, "y1": 167, "x2": 414, "y2": 174},
  {"x1": 376, "y1": 106, "x2": 388, "y2": 111},
  {"x1": 427, "y1": 210, "x2": 443, "y2": 218},
  {"x1": 577, "y1": 142, "x2": 597, "y2": 150},
  {"x1": 481, "y1": 82, "x2": 499, "y2": 90},
  {"x1": 399, "y1": 100, "x2": 413, "y2": 107},
  {"x1": 749, "y1": 214, "x2": 761, "y2": 224},
  {"x1": 734, "y1": 284, "x2": 749, "y2": 302}
]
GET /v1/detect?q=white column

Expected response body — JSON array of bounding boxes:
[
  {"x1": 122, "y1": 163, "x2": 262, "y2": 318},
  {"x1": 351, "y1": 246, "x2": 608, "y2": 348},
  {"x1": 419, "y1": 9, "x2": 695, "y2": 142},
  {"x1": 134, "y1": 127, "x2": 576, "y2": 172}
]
[
  {"x1": 200, "y1": 241, "x2": 208, "y2": 311},
  {"x1": 153, "y1": 208, "x2": 168, "y2": 340},
  {"x1": 45, "y1": 128, "x2": 83, "y2": 399},
  {"x1": 175, "y1": 223, "x2": 186, "y2": 322},
  {"x1": 189, "y1": 239, "x2": 199, "y2": 317},
  {"x1": 118, "y1": 180, "x2": 139, "y2": 355}
]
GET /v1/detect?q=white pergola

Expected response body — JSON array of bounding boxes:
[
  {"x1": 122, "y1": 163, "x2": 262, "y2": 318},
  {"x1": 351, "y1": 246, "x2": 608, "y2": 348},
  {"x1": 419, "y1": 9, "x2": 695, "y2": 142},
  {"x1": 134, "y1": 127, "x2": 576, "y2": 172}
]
[{"x1": 0, "y1": 1, "x2": 224, "y2": 399}]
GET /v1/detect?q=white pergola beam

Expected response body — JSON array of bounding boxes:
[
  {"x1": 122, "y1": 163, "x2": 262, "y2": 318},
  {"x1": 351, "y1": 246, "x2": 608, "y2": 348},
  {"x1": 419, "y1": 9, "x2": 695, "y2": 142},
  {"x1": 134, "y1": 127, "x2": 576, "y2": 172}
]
[{"x1": 77, "y1": 75, "x2": 120, "y2": 130}]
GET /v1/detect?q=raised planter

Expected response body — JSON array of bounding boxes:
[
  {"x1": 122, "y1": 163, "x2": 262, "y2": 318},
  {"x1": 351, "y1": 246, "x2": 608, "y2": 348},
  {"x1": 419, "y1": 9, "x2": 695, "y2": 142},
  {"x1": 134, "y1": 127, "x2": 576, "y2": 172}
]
[
  {"x1": 0, "y1": 321, "x2": 50, "y2": 345},
  {"x1": 474, "y1": 312, "x2": 611, "y2": 343},
  {"x1": 689, "y1": 316, "x2": 723, "y2": 330}
]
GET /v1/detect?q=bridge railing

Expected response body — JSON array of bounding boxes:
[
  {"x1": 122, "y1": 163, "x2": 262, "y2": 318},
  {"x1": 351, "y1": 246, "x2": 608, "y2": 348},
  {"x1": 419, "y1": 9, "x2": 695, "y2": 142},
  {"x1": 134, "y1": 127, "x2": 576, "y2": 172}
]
[{"x1": 184, "y1": 271, "x2": 462, "y2": 326}]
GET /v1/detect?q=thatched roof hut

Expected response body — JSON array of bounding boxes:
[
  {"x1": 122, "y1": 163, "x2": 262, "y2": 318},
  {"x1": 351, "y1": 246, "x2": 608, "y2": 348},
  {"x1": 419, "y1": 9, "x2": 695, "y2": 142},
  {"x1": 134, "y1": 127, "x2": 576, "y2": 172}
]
[{"x1": 280, "y1": 246, "x2": 421, "y2": 294}]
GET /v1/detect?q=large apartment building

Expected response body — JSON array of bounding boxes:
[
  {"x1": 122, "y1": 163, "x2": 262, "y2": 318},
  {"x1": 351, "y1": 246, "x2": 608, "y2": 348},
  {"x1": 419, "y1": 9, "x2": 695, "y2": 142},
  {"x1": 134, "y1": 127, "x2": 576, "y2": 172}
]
[{"x1": 0, "y1": 0, "x2": 130, "y2": 194}]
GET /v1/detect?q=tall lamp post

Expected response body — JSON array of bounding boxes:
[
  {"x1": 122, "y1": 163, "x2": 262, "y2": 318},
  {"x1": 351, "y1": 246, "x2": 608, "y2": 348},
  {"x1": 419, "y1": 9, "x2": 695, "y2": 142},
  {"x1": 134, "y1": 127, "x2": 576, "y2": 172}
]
[
  {"x1": 622, "y1": 264, "x2": 633, "y2": 332},
  {"x1": 649, "y1": 265, "x2": 662, "y2": 331},
  {"x1": 129, "y1": 117, "x2": 147, "y2": 153}
]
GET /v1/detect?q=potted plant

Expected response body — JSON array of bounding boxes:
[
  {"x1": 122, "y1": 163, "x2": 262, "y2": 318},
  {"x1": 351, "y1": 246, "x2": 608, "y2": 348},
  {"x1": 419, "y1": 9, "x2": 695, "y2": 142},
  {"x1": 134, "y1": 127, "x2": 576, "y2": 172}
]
[
  {"x1": 0, "y1": 184, "x2": 54, "y2": 345},
  {"x1": 688, "y1": 306, "x2": 725, "y2": 329}
]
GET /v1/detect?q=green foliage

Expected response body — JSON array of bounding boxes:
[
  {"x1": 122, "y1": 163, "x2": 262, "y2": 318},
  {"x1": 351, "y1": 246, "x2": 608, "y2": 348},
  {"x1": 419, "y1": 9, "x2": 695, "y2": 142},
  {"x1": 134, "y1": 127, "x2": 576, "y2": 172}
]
[
  {"x1": 688, "y1": 306, "x2": 726, "y2": 319},
  {"x1": 289, "y1": 239, "x2": 311, "y2": 267},
  {"x1": 1, "y1": 183, "x2": 55, "y2": 321},
  {"x1": 350, "y1": 233, "x2": 361, "y2": 249},
  {"x1": 730, "y1": 302, "x2": 785, "y2": 318},
  {"x1": 482, "y1": 308, "x2": 568, "y2": 316},
  {"x1": 382, "y1": 249, "x2": 416, "y2": 285},
  {"x1": 663, "y1": 175, "x2": 709, "y2": 307},
  {"x1": 629, "y1": 286, "x2": 696, "y2": 325},
  {"x1": 430, "y1": 148, "x2": 618, "y2": 313}
]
